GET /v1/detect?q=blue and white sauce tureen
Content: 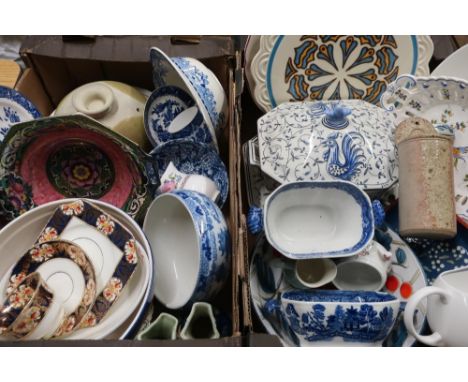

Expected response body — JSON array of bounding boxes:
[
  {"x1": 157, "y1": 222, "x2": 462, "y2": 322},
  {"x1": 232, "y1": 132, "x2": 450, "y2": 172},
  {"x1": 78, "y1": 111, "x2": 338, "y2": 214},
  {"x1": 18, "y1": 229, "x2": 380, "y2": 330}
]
[{"x1": 257, "y1": 99, "x2": 398, "y2": 193}]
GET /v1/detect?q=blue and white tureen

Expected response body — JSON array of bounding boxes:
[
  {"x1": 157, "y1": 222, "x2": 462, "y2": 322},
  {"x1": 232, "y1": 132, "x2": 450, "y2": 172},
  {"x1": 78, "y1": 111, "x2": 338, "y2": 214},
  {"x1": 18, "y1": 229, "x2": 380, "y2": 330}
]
[{"x1": 257, "y1": 100, "x2": 398, "y2": 193}]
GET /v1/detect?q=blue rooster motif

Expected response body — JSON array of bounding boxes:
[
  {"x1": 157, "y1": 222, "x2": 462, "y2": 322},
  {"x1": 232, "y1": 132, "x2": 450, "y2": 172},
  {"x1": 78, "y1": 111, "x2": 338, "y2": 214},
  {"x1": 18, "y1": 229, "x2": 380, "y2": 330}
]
[{"x1": 321, "y1": 132, "x2": 366, "y2": 180}]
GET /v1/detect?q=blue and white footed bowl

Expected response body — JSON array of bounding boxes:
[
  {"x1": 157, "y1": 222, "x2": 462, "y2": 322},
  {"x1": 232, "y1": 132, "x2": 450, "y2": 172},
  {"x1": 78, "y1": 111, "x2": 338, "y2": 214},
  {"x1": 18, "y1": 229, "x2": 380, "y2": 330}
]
[
  {"x1": 143, "y1": 189, "x2": 231, "y2": 310},
  {"x1": 265, "y1": 290, "x2": 400, "y2": 346},
  {"x1": 144, "y1": 85, "x2": 217, "y2": 150},
  {"x1": 150, "y1": 47, "x2": 228, "y2": 144},
  {"x1": 150, "y1": 139, "x2": 229, "y2": 207},
  {"x1": 0, "y1": 86, "x2": 41, "y2": 142}
]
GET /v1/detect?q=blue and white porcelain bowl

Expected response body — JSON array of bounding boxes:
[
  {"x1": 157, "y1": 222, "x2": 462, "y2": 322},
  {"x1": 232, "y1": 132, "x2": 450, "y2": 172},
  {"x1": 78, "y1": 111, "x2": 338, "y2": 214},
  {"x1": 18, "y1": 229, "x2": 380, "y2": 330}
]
[
  {"x1": 0, "y1": 86, "x2": 41, "y2": 142},
  {"x1": 144, "y1": 86, "x2": 217, "y2": 150},
  {"x1": 150, "y1": 47, "x2": 228, "y2": 145},
  {"x1": 150, "y1": 139, "x2": 229, "y2": 207},
  {"x1": 265, "y1": 290, "x2": 400, "y2": 346},
  {"x1": 143, "y1": 190, "x2": 231, "y2": 310},
  {"x1": 247, "y1": 180, "x2": 375, "y2": 259}
]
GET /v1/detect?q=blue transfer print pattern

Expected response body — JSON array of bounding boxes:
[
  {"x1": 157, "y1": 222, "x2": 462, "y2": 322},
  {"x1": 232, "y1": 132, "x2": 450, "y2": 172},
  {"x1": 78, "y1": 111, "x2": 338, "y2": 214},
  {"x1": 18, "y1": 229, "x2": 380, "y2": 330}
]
[
  {"x1": 0, "y1": 86, "x2": 41, "y2": 142},
  {"x1": 257, "y1": 100, "x2": 397, "y2": 190},
  {"x1": 151, "y1": 139, "x2": 228, "y2": 207},
  {"x1": 264, "y1": 181, "x2": 374, "y2": 259},
  {"x1": 172, "y1": 190, "x2": 231, "y2": 305},
  {"x1": 144, "y1": 86, "x2": 215, "y2": 148},
  {"x1": 247, "y1": 206, "x2": 263, "y2": 234}
]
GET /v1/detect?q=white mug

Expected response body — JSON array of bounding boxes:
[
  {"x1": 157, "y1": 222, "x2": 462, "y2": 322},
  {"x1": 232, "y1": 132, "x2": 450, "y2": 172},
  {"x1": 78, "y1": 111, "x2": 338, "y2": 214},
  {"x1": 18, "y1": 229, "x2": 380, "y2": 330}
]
[
  {"x1": 272, "y1": 258, "x2": 337, "y2": 289},
  {"x1": 158, "y1": 161, "x2": 220, "y2": 202},
  {"x1": 404, "y1": 266, "x2": 468, "y2": 346},
  {"x1": 333, "y1": 241, "x2": 392, "y2": 291}
]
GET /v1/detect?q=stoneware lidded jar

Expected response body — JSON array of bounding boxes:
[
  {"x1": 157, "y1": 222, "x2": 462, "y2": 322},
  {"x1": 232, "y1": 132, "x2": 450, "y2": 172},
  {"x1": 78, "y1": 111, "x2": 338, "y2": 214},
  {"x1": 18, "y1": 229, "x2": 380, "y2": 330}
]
[{"x1": 396, "y1": 117, "x2": 456, "y2": 239}]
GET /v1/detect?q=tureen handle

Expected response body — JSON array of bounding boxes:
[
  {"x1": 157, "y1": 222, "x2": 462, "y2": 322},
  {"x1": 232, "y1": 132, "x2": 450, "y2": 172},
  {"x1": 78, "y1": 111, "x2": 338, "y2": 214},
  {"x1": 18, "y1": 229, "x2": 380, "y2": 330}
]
[{"x1": 247, "y1": 206, "x2": 263, "y2": 234}]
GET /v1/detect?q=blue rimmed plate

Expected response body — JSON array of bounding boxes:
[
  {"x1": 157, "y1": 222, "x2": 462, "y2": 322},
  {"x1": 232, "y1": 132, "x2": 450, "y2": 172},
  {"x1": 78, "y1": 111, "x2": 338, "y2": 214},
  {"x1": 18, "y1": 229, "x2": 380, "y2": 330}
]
[
  {"x1": 150, "y1": 139, "x2": 229, "y2": 207},
  {"x1": 0, "y1": 86, "x2": 41, "y2": 142}
]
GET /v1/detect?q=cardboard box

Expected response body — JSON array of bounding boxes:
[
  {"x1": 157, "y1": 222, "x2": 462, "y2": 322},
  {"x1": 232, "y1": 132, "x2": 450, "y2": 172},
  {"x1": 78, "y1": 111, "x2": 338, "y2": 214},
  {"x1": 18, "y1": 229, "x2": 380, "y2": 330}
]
[{"x1": 1, "y1": 35, "x2": 246, "y2": 346}]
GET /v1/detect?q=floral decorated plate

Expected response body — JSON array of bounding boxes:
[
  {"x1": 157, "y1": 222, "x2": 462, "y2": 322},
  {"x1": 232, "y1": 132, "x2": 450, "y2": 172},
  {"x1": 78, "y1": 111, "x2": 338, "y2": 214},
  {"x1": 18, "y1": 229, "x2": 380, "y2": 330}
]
[
  {"x1": 0, "y1": 86, "x2": 41, "y2": 142},
  {"x1": 33, "y1": 200, "x2": 139, "y2": 329},
  {"x1": 7, "y1": 240, "x2": 96, "y2": 338},
  {"x1": 0, "y1": 198, "x2": 153, "y2": 340},
  {"x1": 150, "y1": 139, "x2": 228, "y2": 207},
  {"x1": 150, "y1": 47, "x2": 228, "y2": 144},
  {"x1": 0, "y1": 115, "x2": 159, "y2": 220},
  {"x1": 386, "y1": 205, "x2": 468, "y2": 286},
  {"x1": 380, "y1": 75, "x2": 468, "y2": 227},
  {"x1": 249, "y1": 231, "x2": 427, "y2": 347},
  {"x1": 249, "y1": 35, "x2": 433, "y2": 112},
  {"x1": 257, "y1": 100, "x2": 398, "y2": 192}
]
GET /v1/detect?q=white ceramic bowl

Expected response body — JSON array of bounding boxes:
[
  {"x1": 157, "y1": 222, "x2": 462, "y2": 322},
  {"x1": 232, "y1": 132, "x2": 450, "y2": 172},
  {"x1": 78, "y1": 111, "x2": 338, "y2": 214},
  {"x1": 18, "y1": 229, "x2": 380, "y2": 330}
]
[
  {"x1": 0, "y1": 198, "x2": 154, "y2": 340},
  {"x1": 248, "y1": 181, "x2": 374, "y2": 259}
]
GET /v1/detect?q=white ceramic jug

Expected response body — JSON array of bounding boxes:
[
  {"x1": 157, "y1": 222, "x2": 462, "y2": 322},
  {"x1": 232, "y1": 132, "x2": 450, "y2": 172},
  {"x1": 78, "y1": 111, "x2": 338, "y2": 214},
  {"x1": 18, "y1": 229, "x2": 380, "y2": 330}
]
[{"x1": 404, "y1": 266, "x2": 468, "y2": 346}]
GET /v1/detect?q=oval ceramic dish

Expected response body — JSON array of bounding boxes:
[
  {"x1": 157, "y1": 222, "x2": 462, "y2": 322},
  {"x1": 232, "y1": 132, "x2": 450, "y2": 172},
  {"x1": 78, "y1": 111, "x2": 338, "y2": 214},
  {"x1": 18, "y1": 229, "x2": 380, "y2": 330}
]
[
  {"x1": 249, "y1": 231, "x2": 428, "y2": 347},
  {"x1": 0, "y1": 115, "x2": 159, "y2": 220},
  {"x1": 150, "y1": 47, "x2": 228, "y2": 145},
  {"x1": 257, "y1": 100, "x2": 398, "y2": 192},
  {"x1": 380, "y1": 75, "x2": 468, "y2": 228},
  {"x1": 0, "y1": 198, "x2": 153, "y2": 340},
  {"x1": 150, "y1": 139, "x2": 228, "y2": 207},
  {"x1": 0, "y1": 86, "x2": 41, "y2": 142},
  {"x1": 249, "y1": 35, "x2": 434, "y2": 112},
  {"x1": 252, "y1": 181, "x2": 374, "y2": 259}
]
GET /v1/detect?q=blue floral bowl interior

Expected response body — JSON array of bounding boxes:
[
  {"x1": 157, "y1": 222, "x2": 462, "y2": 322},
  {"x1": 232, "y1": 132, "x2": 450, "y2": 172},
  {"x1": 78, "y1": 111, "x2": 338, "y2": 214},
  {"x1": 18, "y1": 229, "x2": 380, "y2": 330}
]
[{"x1": 282, "y1": 290, "x2": 398, "y2": 303}]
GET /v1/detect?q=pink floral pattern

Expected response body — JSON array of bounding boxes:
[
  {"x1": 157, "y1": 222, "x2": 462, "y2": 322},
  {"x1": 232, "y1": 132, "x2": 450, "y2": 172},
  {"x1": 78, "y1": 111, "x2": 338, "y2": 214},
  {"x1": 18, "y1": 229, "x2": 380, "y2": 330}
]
[
  {"x1": 124, "y1": 239, "x2": 138, "y2": 264},
  {"x1": 29, "y1": 243, "x2": 55, "y2": 262},
  {"x1": 11, "y1": 306, "x2": 42, "y2": 334},
  {"x1": 103, "y1": 277, "x2": 123, "y2": 302},
  {"x1": 8, "y1": 284, "x2": 34, "y2": 309},
  {"x1": 6, "y1": 272, "x2": 26, "y2": 294},
  {"x1": 38, "y1": 226, "x2": 59, "y2": 243},
  {"x1": 54, "y1": 316, "x2": 76, "y2": 337},
  {"x1": 60, "y1": 200, "x2": 85, "y2": 216},
  {"x1": 96, "y1": 214, "x2": 115, "y2": 235},
  {"x1": 80, "y1": 311, "x2": 97, "y2": 328},
  {"x1": 83, "y1": 280, "x2": 96, "y2": 306}
]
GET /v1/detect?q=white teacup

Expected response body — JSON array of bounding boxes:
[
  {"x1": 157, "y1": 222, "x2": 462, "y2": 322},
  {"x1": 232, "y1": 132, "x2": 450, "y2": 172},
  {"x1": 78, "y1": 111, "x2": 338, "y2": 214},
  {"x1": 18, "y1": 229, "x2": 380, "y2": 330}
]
[
  {"x1": 404, "y1": 266, "x2": 468, "y2": 346},
  {"x1": 272, "y1": 258, "x2": 337, "y2": 289},
  {"x1": 158, "y1": 161, "x2": 220, "y2": 202},
  {"x1": 333, "y1": 241, "x2": 392, "y2": 291}
]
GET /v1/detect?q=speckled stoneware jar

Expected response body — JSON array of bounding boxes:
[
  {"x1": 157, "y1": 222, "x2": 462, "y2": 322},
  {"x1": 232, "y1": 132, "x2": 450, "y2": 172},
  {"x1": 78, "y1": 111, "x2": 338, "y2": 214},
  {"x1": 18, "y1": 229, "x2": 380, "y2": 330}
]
[{"x1": 397, "y1": 117, "x2": 456, "y2": 239}]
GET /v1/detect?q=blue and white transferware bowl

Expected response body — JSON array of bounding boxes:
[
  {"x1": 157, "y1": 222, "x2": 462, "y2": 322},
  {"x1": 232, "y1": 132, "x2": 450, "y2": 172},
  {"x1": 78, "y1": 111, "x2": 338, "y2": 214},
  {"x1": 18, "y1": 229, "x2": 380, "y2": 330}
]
[
  {"x1": 150, "y1": 47, "x2": 228, "y2": 144},
  {"x1": 150, "y1": 139, "x2": 228, "y2": 207},
  {"x1": 143, "y1": 190, "x2": 231, "y2": 310},
  {"x1": 0, "y1": 86, "x2": 41, "y2": 142},
  {"x1": 257, "y1": 99, "x2": 398, "y2": 193},
  {"x1": 248, "y1": 180, "x2": 374, "y2": 259},
  {"x1": 144, "y1": 85, "x2": 217, "y2": 150},
  {"x1": 265, "y1": 290, "x2": 400, "y2": 346}
]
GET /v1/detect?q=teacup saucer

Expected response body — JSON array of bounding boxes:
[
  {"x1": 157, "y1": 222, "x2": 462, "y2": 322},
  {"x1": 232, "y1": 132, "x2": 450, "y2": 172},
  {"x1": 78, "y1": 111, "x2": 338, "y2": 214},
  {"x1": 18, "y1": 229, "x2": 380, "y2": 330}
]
[{"x1": 5, "y1": 240, "x2": 96, "y2": 338}]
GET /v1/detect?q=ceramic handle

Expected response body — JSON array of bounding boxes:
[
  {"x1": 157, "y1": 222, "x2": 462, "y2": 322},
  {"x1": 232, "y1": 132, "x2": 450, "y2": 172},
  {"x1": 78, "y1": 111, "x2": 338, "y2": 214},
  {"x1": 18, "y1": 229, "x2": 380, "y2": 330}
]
[
  {"x1": 404, "y1": 286, "x2": 449, "y2": 346},
  {"x1": 247, "y1": 206, "x2": 263, "y2": 234},
  {"x1": 372, "y1": 200, "x2": 385, "y2": 228}
]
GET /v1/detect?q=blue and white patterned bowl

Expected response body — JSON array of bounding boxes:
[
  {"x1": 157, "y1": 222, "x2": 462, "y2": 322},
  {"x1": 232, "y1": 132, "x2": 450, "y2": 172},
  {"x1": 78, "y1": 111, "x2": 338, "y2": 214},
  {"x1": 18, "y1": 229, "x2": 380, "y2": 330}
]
[
  {"x1": 144, "y1": 85, "x2": 217, "y2": 150},
  {"x1": 265, "y1": 290, "x2": 400, "y2": 346},
  {"x1": 0, "y1": 86, "x2": 41, "y2": 142},
  {"x1": 150, "y1": 139, "x2": 228, "y2": 207},
  {"x1": 143, "y1": 190, "x2": 231, "y2": 310},
  {"x1": 150, "y1": 47, "x2": 228, "y2": 146},
  {"x1": 248, "y1": 180, "x2": 374, "y2": 259}
]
